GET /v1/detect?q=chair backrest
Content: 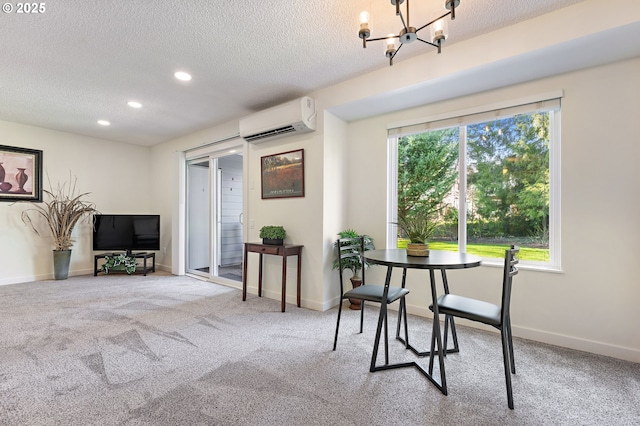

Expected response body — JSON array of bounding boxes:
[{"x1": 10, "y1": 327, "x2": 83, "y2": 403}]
[
  {"x1": 500, "y1": 245, "x2": 520, "y2": 325},
  {"x1": 336, "y1": 236, "x2": 365, "y2": 295}
]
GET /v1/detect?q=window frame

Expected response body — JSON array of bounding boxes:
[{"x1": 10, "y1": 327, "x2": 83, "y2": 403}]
[{"x1": 387, "y1": 94, "x2": 562, "y2": 272}]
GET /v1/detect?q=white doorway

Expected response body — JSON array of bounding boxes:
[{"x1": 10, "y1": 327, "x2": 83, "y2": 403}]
[{"x1": 185, "y1": 145, "x2": 244, "y2": 283}]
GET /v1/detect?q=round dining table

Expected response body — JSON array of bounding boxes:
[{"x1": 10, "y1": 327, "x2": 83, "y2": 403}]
[{"x1": 363, "y1": 248, "x2": 482, "y2": 395}]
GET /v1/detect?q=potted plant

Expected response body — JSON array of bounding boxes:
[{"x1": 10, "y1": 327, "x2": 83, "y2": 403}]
[
  {"x1": 21, "y1": 175, "x2": 98, "y2": 280},
  {"x1": 259, "y1": 225, "x2": 286, "y2": 245},
  {"x1": 332, "y1": 229, "x2": 375, "y2": 310},
  {"x1": 395, "y1": 209, "x2": 437, "y2": 257},
  {"x1": 102, "y1": 253, "x2": 138, "y2": 274}
]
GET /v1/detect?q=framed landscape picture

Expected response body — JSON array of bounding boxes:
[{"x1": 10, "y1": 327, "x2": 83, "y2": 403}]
[
  {"x1": 0, "y1": 145, "x2": 43, "y2": 202},
  {"x1": 261, "y1": 149, "x2": 304, "y2": 199}
]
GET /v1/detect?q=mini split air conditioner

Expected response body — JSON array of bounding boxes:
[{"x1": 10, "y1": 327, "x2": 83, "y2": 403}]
[{"x1": 239, "y1": 96, "x2": 316, "y2": 143}]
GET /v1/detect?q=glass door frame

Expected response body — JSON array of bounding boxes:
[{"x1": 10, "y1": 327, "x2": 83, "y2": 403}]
[{"x1": 182, "y1": 138, "x2": 247, "y2": 285}]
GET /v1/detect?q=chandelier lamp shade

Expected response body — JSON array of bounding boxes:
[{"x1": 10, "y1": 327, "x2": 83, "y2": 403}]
[{"x1": 358, "y1": 0, "x2": 460, "y2": 66}]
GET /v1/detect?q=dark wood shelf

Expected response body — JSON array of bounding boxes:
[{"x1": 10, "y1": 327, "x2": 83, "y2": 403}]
[{"x1": 94, "y1": 252, "x2": 156, "y2": 276}]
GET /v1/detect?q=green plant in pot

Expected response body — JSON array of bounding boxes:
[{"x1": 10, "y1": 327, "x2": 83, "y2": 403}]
[
  {"x1": 395, "y1": 209, "x2": 437, "y2": 257},
  {"x1": 21, "y1": 175, "x2": 98, "y2": 280},
  {"x1": 332, "y1": 229, "x2": 375, "y2": 310},
  {"x1": 259, "y1": 225, "x2": 286, "y2": 245},
  {"x1": 102, "y1": 253, "x2": 138, "y2": 274}
]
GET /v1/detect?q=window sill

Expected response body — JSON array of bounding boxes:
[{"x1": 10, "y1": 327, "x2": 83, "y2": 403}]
[{"x1": 480, "y1": 258, "x2": 563, "y2": 274}]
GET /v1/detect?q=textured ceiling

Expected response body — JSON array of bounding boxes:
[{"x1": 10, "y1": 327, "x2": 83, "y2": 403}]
[{"x1": 0, "y1": 0, "x2": 587, "y2": 146}]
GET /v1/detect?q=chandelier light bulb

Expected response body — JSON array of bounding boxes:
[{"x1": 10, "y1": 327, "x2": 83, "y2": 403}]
[
  {"x1": 359, "y1": 11, "x2": 369, "y2": 26},
  {"x1": 385, "y1": 34, "x2": 396, "y2": 59}
]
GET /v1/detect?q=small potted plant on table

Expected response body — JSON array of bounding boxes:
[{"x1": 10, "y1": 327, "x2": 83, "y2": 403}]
[
  {"x1": 259, "y1": 225, "x2": 286, "y2": 245},
  {"x1": 396, "y1": 209, "x2": 437, "y2": 257},
  {"x1": 332, "y1": 229, "x2": 375, "y2": 310}
]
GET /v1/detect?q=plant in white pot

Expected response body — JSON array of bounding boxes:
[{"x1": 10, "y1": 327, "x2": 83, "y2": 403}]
[
  {"x1": 21, "y1": 175, "x2": 98, "y2": 280},
  {"x1": 395, "y1": 209, "x2": 437, "y2": 257}
]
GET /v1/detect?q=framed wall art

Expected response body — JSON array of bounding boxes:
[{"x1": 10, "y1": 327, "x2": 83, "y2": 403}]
[
  {"x1": 0, "y1": 145, "x2": 43, "y2": 202},
  {"x1": 261, "y1": 149, "x2": 304, "y2": 199}
]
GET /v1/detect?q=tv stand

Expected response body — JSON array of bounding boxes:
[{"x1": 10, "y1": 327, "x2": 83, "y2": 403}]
[{"x1": 94, "y1": 252, "x2": 156, "y2": 276}]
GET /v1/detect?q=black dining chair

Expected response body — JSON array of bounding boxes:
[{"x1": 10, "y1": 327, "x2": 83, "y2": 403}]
[
  {"x1": 333, "y1": 236, "x2": 409, "y2": 365},
  {"x1": 429, "y1": 245, "x2": 520, "y2": 409}
]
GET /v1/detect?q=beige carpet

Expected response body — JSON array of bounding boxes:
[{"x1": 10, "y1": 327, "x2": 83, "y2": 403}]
[{"x1": 1, "y1": 272, "x2": 639, "y2": 425}]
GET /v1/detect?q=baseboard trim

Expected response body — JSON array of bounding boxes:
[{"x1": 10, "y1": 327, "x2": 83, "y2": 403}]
[
  {"x1": 513, "y1": 326, "x2": 640, "y2": 363},
  {"x1": 400, "y1": 300, "x2": 640, "y2": 363}
]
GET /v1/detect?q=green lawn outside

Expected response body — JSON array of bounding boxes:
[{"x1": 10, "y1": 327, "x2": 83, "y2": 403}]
[{"x1": 397, "y1": 239, "x2": 549, "y2": 262}]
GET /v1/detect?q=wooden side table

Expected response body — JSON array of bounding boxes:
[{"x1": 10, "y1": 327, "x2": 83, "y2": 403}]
[{"x1": 242, "y1": 242, "x2": 303, "y2": 312}]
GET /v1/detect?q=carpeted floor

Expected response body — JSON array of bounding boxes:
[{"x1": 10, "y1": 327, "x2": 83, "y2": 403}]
[{"x1": 0, "y1": 273, "x2": 638, "y2": 425}]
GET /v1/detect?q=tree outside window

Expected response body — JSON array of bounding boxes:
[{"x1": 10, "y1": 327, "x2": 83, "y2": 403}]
[{"x1": 395, "y1": 110, "x2": 553, "y2": 263}]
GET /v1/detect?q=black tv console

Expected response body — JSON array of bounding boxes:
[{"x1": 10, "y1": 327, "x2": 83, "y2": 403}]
[{"x1": 94, "y1": 252, "x2": 156, "y2": 276}]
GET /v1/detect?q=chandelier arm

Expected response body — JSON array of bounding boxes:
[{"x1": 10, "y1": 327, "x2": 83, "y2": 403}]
[
  {"x1": 368, "y1": 35, "x2": 399, "y2": 43},
  {"x1": 392, "y1": 43, "x2": 403, "y2": 59},
  {"x1": 417, "y1": 38, "x2": 439, "y2": 48},
  {"x1": 415, "y1": 11, "x2": 451, "y2": 33},
  {"x1": 398, "y1": 10, "x2": 408, "y2": 31},
  {"x1": 406, "y1": 0, "x2": 410, "y2": 28},
  {"x1": 389, "y1": 43, "x2": 402, "y2": 66}
]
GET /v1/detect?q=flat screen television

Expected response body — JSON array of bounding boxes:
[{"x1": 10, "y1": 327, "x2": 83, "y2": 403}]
[{"x1": 93, "y1": 214, "x2": 160, "y2": 255}]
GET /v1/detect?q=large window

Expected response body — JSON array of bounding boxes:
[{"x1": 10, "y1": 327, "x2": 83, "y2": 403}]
[{"x1": 388, "y1": 97, "x2": 561, "y2": 269}]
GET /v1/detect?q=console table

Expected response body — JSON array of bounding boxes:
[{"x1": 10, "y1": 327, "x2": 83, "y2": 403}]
[
  {"x1": 242, "y1": 242, "x2": 303, "y2": 312},
  {"x1": 94, "y1": 252, "x2": 156, "y2": 276}
]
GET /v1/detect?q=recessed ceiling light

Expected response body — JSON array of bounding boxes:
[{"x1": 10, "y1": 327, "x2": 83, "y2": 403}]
[
  {"x1": 127, "y1": 101, "x2": 142, "y2": 108},
  {"x1": 174, "y1": 71, "x2": 192, "y2": 81},
  {"x1": 97, "y1": 120, "x2": 110, "y2": 126}
]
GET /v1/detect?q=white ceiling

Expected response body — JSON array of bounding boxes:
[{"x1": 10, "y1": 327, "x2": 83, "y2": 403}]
[{"x1": 0, "y1": 0, "x2": 626, "y2": 147}]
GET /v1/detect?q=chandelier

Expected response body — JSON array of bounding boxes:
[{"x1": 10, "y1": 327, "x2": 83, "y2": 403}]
[{"x1": 358, "y1": 0, "x2": 460, "y2": 66}]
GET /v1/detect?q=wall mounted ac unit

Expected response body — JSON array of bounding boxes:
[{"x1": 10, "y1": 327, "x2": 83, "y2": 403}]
[{"x1": 239, "y1": 96, "x2": 316, "y2": 143}]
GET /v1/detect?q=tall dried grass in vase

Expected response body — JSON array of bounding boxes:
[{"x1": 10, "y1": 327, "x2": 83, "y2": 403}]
[{"x1": 21, "y1": 175, "x2": 97, "y2": 279}]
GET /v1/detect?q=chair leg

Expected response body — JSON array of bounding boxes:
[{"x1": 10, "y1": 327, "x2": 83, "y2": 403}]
[
  {"x1": 384, "y1": 308, "x2": 389, "y2": 365},
  {"x1": 447, "y1": 315, "x2": 460, "y2": 352},
  {"x1": 359, "y1": 300, "x2": 365, "y2": 333},
  {"x1": 501, "y1": 327, "x2": 515, "y2": 409},
  {"x1": 395, "y1": 298, "x2": 403, "y2": 339},
  {"x1": 506, "y1": 316, "x2": 516, "y2": 374},
  {"x1": 370, "y1": 300, "x2": 388, "y2": 372},
  {"x1": 333, "y1": 298, "x2": 344, "y2": 351},
  {"x1": 402, "y1": 297, "x2": 409, "y2": 345},
  {"x1": 443, "y1": 315, "x2": 449, "y2": 356}
]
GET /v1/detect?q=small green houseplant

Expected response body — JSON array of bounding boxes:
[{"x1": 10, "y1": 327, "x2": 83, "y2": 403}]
[
  {"x1": 259, "y1": 225, "x2": 286, "y2": 245},
  {"x1": 332, "y1": 229, "x2": 375, "y2": 310},
  {"x1": 102, "y1": 253, "x2": 138, "y2": 274},
  {"x1": 395, "y1": 209, "x2": 437, "y2": 257}
]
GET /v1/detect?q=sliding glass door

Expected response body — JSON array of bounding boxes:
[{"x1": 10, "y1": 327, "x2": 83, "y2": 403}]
[{"x1": 186, "y1": 148, "x2": 244, "y2": 282}]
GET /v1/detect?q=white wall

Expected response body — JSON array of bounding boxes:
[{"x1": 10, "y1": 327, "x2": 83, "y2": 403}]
[
  {"x1": 345, "y1": 58, "x2": 640, "y2": 362},
  {"x1": 0, "y1": 120, "x2": 152, "y2": 284},
  {"x1": 322, "y1": 111, "x2": 348, "y2": 308}
]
